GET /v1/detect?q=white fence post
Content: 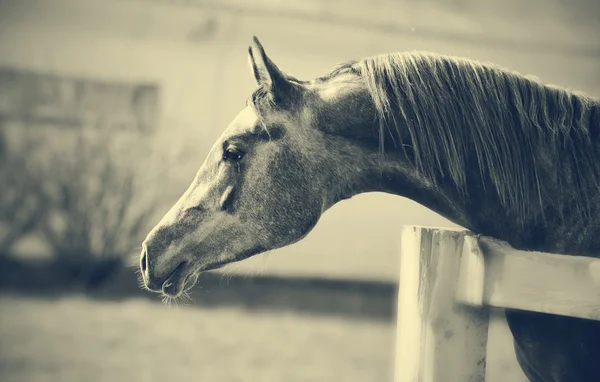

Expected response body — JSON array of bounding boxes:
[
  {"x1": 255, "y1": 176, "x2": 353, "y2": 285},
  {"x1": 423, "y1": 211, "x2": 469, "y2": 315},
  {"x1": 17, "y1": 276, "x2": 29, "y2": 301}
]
[
  {"x1": 395, "y1": 226, "x2": 490, "y2": 382},
  {"x1": 394, "y1": 225, "x2": 600, "y2": 382}
]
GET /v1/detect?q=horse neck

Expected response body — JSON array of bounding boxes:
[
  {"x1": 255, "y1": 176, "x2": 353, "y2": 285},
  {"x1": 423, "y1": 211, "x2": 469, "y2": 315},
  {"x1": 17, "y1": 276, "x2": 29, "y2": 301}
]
[
  {"x1": 355, "y1": 147, "x2": 541, "y2": 251},
  {"x1": 328, "y1": 139, "x2": 475, "y2": 230},
  {"x1": 375, "y1": 153, "x2": 475, "y2": 229},
  {"x1": 321, "y1": 66, "x2": 600, "y2": 249},
  {"x1": 354, "y1": 118, "x2": 600, "y2": 255},
  {"x1": 335, "y1": 121, "x2": 540, "y2": 246}
]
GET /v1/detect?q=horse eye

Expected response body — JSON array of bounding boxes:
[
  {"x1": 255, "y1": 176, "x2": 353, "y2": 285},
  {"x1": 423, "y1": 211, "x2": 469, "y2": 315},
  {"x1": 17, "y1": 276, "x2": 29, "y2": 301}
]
[{"x1": 223, "y1": 147, "x2": 245, "y2": 161}]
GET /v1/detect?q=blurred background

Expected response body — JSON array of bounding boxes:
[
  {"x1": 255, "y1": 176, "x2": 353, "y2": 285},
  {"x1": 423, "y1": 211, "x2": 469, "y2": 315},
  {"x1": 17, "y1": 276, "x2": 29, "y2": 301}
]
[{"x1": 0, "y1": 0, "x2": 598, "y2": 381}]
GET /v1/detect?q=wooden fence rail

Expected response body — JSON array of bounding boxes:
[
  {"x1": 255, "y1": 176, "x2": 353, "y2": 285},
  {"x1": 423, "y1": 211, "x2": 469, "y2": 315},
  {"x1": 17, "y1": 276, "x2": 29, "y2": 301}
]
[{"x1": 394, "y1": 226, "x2": 600, "y2": 382}]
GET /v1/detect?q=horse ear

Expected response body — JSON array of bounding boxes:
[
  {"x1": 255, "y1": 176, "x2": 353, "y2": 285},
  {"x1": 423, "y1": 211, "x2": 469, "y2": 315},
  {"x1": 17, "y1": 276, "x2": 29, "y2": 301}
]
[{"x1": 248, "y1": 36, "x2": 292, "y2": 103}]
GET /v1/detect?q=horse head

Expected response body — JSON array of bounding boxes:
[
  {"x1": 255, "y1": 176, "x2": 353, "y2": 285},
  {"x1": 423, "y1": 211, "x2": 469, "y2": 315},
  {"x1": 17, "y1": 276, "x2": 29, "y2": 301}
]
[{"x1": 139, "y1": 37, "x2": 382, "y2": 298}]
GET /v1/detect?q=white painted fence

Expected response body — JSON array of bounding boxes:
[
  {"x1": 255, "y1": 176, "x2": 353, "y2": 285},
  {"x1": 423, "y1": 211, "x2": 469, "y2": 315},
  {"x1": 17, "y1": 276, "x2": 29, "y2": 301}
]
[{"x1": 394, "y1": 226, "x2": 600, "y2": 382}]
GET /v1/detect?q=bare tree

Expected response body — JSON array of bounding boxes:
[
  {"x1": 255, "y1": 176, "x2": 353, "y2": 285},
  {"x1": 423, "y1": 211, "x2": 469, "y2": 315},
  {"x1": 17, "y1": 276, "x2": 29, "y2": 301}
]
[
  {"x1": 0, "y1": 126, "x2": 48, "y2": 256},
  {"x1": 37, "y1": 129, "x2": 157, "y2": 288}
]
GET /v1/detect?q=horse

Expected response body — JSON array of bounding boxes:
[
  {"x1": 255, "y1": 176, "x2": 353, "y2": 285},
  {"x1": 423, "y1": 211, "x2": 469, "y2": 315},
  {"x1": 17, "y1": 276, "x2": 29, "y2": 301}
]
[{"x1": 139, "y1": 37, "x2": 600, "y2": 382}]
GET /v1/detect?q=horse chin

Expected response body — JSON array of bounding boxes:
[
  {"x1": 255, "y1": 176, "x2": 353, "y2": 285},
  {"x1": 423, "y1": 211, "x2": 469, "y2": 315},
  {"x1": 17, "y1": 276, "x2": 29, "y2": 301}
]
[
  {"x1": 161, "y1": 247, "x2": 266, "y2": 298},
  {"x1": 160, "y1": 262, "x2": 200, "y2": 298}
]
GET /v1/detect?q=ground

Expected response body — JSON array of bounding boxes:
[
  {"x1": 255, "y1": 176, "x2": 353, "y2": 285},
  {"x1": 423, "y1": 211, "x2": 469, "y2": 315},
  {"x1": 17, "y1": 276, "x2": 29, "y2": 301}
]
[
  {"x1": 0, "y1": 293, "x2": 527, "y2": 382},
  {"x1": 0, "y1": 293, "x2": 393, "y2": 382}
]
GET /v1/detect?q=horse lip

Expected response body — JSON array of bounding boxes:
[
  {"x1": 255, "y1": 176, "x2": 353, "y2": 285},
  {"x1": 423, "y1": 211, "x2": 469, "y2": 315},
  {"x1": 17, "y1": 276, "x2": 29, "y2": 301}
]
[
  {"x1": 182, "y1": 271, "x2": 200, "y2": 290},
  {"x1": 161, "y1": 261, "x2": 227, "y2": 297},
  {"x1": 161, "y1": 261, "x2": 189, "y2": 295}
]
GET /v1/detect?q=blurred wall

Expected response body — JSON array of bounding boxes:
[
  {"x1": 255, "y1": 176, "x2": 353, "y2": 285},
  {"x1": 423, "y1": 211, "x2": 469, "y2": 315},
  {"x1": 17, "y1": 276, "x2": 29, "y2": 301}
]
[{"x1": 1, "y1": 0, "x2": 598, "y2": 281}]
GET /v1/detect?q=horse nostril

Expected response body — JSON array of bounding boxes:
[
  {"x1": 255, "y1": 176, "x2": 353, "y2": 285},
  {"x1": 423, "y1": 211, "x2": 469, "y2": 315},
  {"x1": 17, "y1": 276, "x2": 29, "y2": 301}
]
[
  {"x1": 139, "y1": 246, "x2": 162, "y2": 292},
  {"x1": 140, "y1": 247, "x2": 148, "y2": 274}
]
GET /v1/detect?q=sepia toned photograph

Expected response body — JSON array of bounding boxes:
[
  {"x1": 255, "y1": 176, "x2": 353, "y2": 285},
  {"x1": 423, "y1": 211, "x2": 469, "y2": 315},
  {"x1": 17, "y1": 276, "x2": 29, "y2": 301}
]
[{"x1": 0, "y1": 1, "x2": 599, "y2": 381}]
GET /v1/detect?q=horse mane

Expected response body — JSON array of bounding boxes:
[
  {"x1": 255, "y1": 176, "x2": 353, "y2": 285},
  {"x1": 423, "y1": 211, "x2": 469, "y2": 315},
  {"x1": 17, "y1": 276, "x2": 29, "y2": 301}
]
[{"x1": 356, "y1": 52, "x2": 600, "y2": 223}]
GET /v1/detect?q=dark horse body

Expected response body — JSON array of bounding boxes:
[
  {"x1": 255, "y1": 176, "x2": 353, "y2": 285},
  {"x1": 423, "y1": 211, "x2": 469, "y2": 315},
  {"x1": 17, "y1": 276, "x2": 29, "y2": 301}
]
[{"x1": 140, "y1": 38, "x2": 600, "y2": 381}]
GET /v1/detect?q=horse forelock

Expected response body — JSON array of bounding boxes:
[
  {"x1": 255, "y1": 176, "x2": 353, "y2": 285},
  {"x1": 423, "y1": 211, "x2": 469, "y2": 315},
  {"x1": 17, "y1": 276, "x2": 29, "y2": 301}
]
[{"x1": 356, "y1": 51, "x2": 600, "y2": 224}]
